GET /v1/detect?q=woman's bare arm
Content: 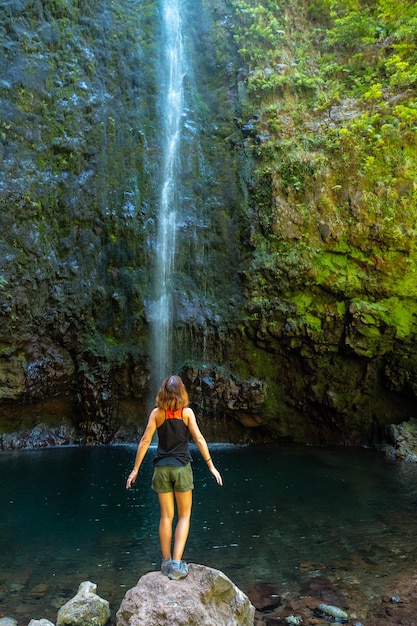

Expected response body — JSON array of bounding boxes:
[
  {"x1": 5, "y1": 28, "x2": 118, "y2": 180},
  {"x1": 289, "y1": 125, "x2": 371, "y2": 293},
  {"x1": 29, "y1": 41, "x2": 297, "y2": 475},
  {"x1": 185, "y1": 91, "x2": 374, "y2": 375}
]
[
  {"x1": 186, "y1": 408, "x2": 223, "y2": 486},
  {"x1": 126, "y1": 409, "x2": 158, "y2": 488}
]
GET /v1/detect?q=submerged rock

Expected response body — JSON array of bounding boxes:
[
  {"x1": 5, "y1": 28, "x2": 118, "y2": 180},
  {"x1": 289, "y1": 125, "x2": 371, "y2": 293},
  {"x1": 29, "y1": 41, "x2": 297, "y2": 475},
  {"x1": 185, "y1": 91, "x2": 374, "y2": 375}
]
[
  {"x1": 56, "y1": 581, "x2": 110, "y2": 626},
  {"x1": 116, "y1": 563, "x2": 255, "y2": 626},
  {"x1": 244, "y1": 582, "x2": 281, "y2": 612},
  {"x1": 314, "y1": 603, "x2": 349, "y2": 623},
  {"x1": 300, "y1": 575, "x2": 346, "y2": 607}
]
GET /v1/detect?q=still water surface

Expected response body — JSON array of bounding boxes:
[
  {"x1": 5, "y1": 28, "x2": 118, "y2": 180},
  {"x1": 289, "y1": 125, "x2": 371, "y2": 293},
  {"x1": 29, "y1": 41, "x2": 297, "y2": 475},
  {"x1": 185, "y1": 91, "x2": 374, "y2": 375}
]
[{"x1": 2, "y1": 443, "x2": 417, "y2": 623}]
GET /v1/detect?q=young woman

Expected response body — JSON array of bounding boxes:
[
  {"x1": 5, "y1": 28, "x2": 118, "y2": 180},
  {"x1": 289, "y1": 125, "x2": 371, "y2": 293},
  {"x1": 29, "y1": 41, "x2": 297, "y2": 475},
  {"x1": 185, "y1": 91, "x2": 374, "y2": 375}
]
[{"x1": 126, "y1": 375, "x2": 223, "y2": 580}]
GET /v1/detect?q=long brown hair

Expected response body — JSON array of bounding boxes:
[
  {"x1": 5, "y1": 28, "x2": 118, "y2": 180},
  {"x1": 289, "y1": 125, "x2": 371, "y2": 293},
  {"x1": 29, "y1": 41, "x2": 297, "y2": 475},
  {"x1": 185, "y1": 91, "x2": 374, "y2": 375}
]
[{"x1": 156, "y1": 375, "x2": 189, "y2": 410}]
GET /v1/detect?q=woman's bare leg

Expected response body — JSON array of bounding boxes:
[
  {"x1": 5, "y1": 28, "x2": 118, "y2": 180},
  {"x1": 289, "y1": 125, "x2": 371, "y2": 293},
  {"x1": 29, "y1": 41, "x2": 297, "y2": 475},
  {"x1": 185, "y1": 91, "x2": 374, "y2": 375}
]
[
  {"x1": 158, "y1": 492, "x2": 175, "y2": 560},
  {"x1": 172, "y1": 490, "x2": 193, "y2": 561}
]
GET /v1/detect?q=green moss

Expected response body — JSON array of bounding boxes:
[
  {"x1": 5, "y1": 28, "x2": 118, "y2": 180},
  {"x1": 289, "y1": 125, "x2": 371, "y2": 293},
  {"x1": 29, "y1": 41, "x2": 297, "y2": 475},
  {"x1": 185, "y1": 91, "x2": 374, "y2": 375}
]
[
  {"x1": 391, "y1": 267, "x2": 417, "y2": 299},
  {"x1": 82, "y1": 333, "x2": 146, "y2": 369},
  {"x1": 350, "y1": 297, "x2": 417, "y2": 341},
  {"x1": 313, "y1": 252, "x2": 368, "y2": 297},
  {"x1": 289, "y1": 292, "x2": 322, "y2": 332},
  {"x1": 390, "y1": 299, "x2": 417, "y2": 339}
]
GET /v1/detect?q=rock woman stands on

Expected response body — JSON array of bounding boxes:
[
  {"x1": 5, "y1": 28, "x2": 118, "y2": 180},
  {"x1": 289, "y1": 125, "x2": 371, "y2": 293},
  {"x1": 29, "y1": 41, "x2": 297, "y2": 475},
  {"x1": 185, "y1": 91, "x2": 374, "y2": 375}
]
[{"x1": 126, "y1": 375, "x2": 223, "y2": 580}]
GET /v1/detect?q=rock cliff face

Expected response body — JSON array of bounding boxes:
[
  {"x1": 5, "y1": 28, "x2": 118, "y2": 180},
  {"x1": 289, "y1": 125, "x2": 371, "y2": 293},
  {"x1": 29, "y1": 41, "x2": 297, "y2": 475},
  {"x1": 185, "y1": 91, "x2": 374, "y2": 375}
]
[
  {"x1": 0, "y1": 0, "x2": 244, "y2": 444},
  {"x1": 0, "y1": 0, "x2": 416, "y2": 447}
]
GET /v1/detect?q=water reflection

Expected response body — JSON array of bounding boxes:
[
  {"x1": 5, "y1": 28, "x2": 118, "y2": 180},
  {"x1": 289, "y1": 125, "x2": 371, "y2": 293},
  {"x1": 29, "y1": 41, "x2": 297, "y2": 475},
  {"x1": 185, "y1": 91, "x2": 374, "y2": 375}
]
[{"x1": 1, "y1": 444, "x2": 417, "y2": 623}]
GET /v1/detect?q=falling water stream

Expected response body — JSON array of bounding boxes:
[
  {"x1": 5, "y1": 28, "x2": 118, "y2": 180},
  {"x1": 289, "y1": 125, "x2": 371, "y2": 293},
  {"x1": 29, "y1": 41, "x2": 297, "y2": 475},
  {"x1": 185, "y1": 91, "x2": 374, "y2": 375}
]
[{"x1": 151, "y1": 0, "x2": 185, "y2": 384}]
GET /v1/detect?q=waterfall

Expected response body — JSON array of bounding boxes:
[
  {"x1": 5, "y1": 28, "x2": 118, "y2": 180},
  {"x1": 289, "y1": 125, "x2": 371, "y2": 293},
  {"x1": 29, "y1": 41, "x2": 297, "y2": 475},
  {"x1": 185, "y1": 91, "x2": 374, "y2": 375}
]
[{"x1": 151, "y1": 0, "x2": 185, "y2": 386}]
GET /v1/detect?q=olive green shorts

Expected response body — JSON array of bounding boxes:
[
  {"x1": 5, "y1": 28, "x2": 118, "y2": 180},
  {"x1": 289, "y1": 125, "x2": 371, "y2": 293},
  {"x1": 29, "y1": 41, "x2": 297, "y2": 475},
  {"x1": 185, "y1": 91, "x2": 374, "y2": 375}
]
[{"x1": 151, "y1": 462, "x2": 194, "y2": 493}]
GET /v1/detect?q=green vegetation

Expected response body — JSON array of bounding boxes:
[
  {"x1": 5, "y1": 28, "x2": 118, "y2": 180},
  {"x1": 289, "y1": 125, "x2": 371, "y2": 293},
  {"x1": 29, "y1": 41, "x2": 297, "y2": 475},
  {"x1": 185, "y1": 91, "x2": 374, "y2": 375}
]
[{"x1": 227, "y1": 0, "x2": 417, "y2": 347}]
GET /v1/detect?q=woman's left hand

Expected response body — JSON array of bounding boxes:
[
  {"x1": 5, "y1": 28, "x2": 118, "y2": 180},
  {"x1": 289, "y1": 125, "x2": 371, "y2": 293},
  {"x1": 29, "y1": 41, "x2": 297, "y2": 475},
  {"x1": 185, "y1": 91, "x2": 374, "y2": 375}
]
[
  {"x1": 126, "y1": 469, "x2": 138, "y2": 489},
  {"x1": 210, "y1": 467, "x2": 223, "y2": 486}
]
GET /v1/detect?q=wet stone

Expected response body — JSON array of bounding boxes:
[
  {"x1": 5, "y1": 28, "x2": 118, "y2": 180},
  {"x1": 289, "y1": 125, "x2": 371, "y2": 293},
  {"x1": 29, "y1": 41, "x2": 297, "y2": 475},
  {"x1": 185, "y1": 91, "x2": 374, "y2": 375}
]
[
  {"x1": 244, "y1": 582, "x2": 281, "y2": 612},
  {"x1": 300, "y1": 576, "x2": 347, "y2": 607}
]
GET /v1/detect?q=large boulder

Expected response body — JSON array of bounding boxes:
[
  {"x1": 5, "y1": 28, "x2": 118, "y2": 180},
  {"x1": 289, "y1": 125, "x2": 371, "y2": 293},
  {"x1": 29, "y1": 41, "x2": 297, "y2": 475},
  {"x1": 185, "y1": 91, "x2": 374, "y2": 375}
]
[
  {"x1": 56, "y1": 581, "x2": 110, "y2": 626},
  {"x1": 116, "y1": 564, "x2": 255, "y2": 626},
  {"x1": 388, "y1": 417, "x2": 417, "y2": 462}
]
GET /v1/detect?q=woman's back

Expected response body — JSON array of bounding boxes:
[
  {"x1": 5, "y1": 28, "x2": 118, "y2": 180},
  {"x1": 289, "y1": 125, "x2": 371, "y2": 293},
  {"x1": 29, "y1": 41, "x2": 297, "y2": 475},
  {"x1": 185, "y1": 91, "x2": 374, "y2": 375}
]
[{"x1": 154, "y1": 407, "x2": 192, "y2": 466}]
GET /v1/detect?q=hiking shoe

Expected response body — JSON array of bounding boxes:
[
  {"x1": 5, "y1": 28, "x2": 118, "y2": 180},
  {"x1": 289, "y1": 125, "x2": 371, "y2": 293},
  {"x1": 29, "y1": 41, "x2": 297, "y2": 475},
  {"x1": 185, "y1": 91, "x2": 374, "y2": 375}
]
[
  {"x1": 168, "y1": 560, "x2": 189, "y2": 580},
  {"x1": 161, "y1": 558, "x2": 172, "y2": 575}
]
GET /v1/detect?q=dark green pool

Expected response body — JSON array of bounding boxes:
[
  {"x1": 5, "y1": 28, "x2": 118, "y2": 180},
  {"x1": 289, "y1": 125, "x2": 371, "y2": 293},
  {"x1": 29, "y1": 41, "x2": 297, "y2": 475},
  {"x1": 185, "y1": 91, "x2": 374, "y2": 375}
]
[{"x1": 1, "y1": 443, "x2": 417, "y2": 623}]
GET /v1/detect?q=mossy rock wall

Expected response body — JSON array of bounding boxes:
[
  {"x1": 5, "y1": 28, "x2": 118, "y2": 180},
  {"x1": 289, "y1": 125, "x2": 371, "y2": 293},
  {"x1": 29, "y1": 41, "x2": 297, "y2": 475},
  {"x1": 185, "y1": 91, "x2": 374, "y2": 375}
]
[
  {"x1": 0, "y1": 0, "x2": 243, "y2": 442},
  {"x1": 226, "y1": 0, "x2": 417, "y2": 445},
  {"x1": 1, "y1": 0, "x2": 417, "y2": 446}
]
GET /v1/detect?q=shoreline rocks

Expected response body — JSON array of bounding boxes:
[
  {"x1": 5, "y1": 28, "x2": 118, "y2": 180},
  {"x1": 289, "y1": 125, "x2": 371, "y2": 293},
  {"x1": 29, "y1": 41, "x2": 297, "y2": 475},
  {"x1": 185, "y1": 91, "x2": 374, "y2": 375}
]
[
  {"x1": 56, "y1": 581, "x2": 110, "y2": 626},
  {"x1": 4, "y1": 566, "x2": 417, "y2": 626}
]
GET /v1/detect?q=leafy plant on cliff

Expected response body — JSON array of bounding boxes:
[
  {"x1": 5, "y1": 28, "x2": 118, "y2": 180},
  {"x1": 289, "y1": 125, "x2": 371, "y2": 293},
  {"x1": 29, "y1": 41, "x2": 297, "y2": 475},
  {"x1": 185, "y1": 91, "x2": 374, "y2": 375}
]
[{"x1": 229, "y1": 0, "x2": 417, "y2": 349}]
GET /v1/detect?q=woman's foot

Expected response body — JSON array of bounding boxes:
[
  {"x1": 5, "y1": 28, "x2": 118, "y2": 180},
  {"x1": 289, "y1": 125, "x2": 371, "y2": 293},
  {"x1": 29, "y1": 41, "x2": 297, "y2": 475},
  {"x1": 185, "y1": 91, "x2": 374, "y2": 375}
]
[
  {"x1": 161, "y1": 558, "x2": 172, "y2": 575},
  {"x1": 168, "y1": 560, "x2": 188, "y2": 580}
]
